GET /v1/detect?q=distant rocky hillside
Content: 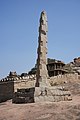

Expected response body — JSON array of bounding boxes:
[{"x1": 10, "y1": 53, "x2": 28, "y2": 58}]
[{"x1": 64, "y1": 57, "x2": 80, "y2": 75}]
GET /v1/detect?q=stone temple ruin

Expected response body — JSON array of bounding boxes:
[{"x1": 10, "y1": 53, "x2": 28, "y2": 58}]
[
  {"x1": 34, "y1": 11, "x2": 72, "y2": 103},
  {"x1": 12, "y1": 11, "x2": 72, "y2": 103},
  {"x1": 0, "y1": 11, "x2": 80, "y2": 103}
]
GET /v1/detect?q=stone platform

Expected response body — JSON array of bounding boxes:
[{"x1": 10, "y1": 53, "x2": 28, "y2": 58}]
[
  {"x1": 12, "y1": 86, "x2": 72, "y2": 103},
  {"x1": 34, "y1": 86, "x2": 72, "y2": 102}
]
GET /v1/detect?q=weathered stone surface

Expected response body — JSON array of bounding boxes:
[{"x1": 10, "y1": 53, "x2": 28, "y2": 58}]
[
  {"x1": 0, "y1": 81, "x2": 14, "y2": 103},
  {"x1": 34, "y1": 11, "x2": 72, "y2": 103},
  {"x1": 34, "y1": 86, "x2": 72, "y2": 102},
  {"x1": 12, "y1": 88, "x2": 35, "y2": 103},
  {"x1": 12, "y1": 11, "x2": 72, "y2": 104},
  {"x1": 36, "y1": 11, "x2": 49, "y2": 87}
]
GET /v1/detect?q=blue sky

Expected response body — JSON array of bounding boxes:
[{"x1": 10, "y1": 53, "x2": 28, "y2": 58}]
[{"x1": 0, "y1": 0, "x2": 80, "y2": 79}]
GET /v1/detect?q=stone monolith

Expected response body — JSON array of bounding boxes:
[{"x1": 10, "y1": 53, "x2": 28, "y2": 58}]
[{"x1": 36, "y1": 11, "x2": 48, "y2": 87}]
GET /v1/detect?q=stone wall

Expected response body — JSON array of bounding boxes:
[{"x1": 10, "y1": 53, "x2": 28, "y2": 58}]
[
  {"x1": 14, "y1": 79, "x2": 35, "y2": 92},
  {"x1": 13, "y1": 86, "x2": 72, "y2": 103},
  {"x1": 12, "y1": 88, "x2": 35, "y2": 103},
  {"x1": 0, "y1": 73, "x2": 79, "y2": 103},
  {"x1": 0, "y1": 74, "x2": 36, "y2": 102},
  {"x1": 50, "y1": 73, "x2": 79, "y2": 86},
  {"x1": 0, "y1": 81, "x2": 14, "y2": 102}
]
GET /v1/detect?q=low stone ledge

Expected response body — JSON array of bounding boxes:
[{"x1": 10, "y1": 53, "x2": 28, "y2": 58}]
[
  {"x1": 34, "y1": 86, "x2": 72, "y2": 103},
  {"x1": 12, "y1": 86, "x2": 72, "y2": 104}
]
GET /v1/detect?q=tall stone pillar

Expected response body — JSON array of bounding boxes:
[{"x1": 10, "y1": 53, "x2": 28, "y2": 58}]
[
  {"x1": 34, "y1": 11, "x2": 72, "y2": 103},
  {"x1": 36, "y1": 11, "x2": 48, "y2": 87}
]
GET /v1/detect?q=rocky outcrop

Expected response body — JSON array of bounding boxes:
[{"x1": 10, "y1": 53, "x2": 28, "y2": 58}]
[
  {"x1": 74, "y1": 57, "x2": 80, "y2": 66},
  {"x1": 64, "y1": 57, "x2": 80, "y2": 75}
]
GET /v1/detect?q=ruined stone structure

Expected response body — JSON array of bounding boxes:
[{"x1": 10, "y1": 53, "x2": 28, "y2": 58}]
[
  {"x1": 0, "y1": 11, "x2": 77, "y2": 103},
  {"x1": 50, "y1": 73, "x2": 78, "y2": 86},
  {"x1": 34, "y1": 11, "x2": 72, "y2": 103},
  {"x1": 47, "y1": 58, "x2": 67, "y2": 77},
  {"x1": 12, "y1": 87, "x2": 35, "y2": 103},
  {"x1": 0, "y1": 73, "x2": 36, "y2": 103},
  {"x1": 0, "y1": 80, "x2": 14, "y2": 102},
  {"x1": 0, "y1": 72, "x2": 79, "y2": 103},
  {"x1": 36, "y1": 11, "x2": 48, "y2": 87},
  {"x1": 9, "y1": 71, "x2": 17, "y2": 77}
]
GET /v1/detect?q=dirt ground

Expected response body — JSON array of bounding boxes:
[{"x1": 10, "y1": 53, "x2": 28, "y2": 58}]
[{"x1": 0, "y1": 82, "x2": 80, "y2": 120}]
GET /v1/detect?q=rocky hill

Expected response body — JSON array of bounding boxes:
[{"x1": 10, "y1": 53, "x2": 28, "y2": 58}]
[{"x1": 64, "y1": 57, "x2": 80, "y2": 74}]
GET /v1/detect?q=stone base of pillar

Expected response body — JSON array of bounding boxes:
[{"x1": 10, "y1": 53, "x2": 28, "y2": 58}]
[
  {"x1": 12, "y1": 86, "x2": 72, "y2": 104},
  {"x1": 34, "y1": 86, "x2": 72, "y2": 102}
]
